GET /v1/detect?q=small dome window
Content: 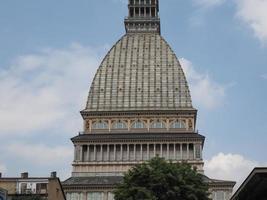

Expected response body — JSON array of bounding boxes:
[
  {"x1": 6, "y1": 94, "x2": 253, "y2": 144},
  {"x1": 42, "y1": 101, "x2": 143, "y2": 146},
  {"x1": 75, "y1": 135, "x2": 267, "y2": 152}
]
[
  {"x1": 170, "y1": 120, "x2": 186, "y2": 129},
  {"x1": 150, "y1": 120, "x2": 166, "y2": 129},
  {"x1": 113, "y1": 121, "x2": 127, "y2": 129},
  {"x1": 92, "y1": 121, "x2": 108, "y2": 129},
  {"x1": 131, "y1": 120, "x2": 145, "y2": 129}
]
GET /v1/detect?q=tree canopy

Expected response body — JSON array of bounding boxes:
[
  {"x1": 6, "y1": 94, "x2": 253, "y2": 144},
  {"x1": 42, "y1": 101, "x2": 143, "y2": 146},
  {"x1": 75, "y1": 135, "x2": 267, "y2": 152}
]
[{"x1": 114, "y1": 157, "x2": 210, "y2": 200}]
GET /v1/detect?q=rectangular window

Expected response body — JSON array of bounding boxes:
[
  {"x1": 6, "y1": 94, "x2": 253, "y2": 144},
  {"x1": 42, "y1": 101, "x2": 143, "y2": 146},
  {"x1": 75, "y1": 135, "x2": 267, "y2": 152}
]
[
  {"x1": 129, "y1": 144, "x2": 135, "y2": 161},
  {"x1": 109, "y1": 145, "x2": 115, "y2": 161},
  {"x1": 169, "y1": 144, "x2": 174, "y2": 160},
  {"x1": 102, "y1": 145, "x2": 108, "y2": 161},
  {"x1": 162, "y1": 144, "x2": 167, "y2": 158},
  {"x1": 75, "y1": 146, "x2": 81, "y2": 161},
  {"x1": 20, "y1": 183, "x2": 27, "y2": 194},
  {"x1": 189, "y1": 144, "x2": 194, "y2": 160},
  {"x1": 142, "y1": 144, "x2": 148, "y2": 160},
  {"x1": 89, "y1": 145, "x2": 95, "y2": 161},
  {"x1": 36, "y1": 183, "x2": 47, "y2": 194},
  {"x1": 82, "y1": 145, "x2": 88, "y2": 161},
  {"x1": 66, "y1": 193, "x2": 83, "y2": 200},
  {"x1": 116, "y1": 144, "x2": 121, "y2": 161},
  {"x1": 96, "y1": 145, "x2": 101, "y2": 161},
  {"x1": 215, "y1": 191, "x2": 225, "y2": 200},
  {"x1": 108, "y1": 192, "x2": 115, "y2": 200},
  {"x1": 195, "y1": 144, "x2": 201, "y2": 159},
  {"x1": 122, "y1": 145, "x2": 128, "y2": 161},
  {"x1": 149, "y1": 144, "x2": 154, "y2": 159},
  {"x1": 136, "y1": 144, "x2": 141, "y2": 160},
  {"x1": 87, "y1": 192, "x2": 104, "y2": 200}
]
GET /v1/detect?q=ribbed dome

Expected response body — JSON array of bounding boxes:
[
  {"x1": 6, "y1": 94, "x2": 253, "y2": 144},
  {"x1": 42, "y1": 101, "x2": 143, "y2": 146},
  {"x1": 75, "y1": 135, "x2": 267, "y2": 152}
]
[{"x1": 85, "y1": 33, "x2": 192, "y2": 112}]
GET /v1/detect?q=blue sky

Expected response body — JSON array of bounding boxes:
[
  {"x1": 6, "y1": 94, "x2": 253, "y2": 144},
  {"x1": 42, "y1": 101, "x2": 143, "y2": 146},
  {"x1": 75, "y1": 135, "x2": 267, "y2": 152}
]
[{"x1": 0, "y1": 0, "x2": 267, "y2": 187}]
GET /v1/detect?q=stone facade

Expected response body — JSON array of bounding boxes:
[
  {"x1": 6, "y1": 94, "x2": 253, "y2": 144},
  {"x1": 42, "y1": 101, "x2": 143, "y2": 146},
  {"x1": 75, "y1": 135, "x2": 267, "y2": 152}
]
[
  {"x1": 63, "y1": 0, "x2": 236, "y2": 200},
  {"x1": 0, "y1": 172, "x2": 66, "y2": 200}
]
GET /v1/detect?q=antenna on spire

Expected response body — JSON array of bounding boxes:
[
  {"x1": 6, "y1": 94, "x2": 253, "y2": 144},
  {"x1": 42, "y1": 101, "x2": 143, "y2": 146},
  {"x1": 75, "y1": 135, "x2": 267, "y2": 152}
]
[{"x1": 124, "y1": 0, "x2": 161, "y2": 34}]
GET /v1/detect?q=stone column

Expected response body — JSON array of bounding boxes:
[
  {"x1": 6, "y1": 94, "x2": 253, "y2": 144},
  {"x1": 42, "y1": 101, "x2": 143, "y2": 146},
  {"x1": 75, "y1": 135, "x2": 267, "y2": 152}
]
[
  {"x1": 174, "y1": 143, "x2": 176, "y2": 160},
  {"x1": 89, "y1": 120, "x2": 92, "y2": 133},
  {"x1": 134, "y1": 144, "x2": 136, "y2": 161},
  {"x1": 154, "y1": 143, "x2": 156, "y2": 157},
  {"x1": 187, "y1": 144, "x2": 189, "y2": 160},
  {"x1": 180, "y1": 144, "x2": 182, "y2": 160},
  {"x1": 74, "y1": 145, "x2": 77, "y2": 161},
  {"x1": 140, "y1": 144, "x2": 143, "y2": 160},
  {"x1": 80, "y1": 145, "x2": 83, "y2": 161},
  {"x1": 127, "y1": 144, "x2": 130, "y2": 161},
  {"x1": 120, "y1": 144, "x2": 123, "y2": 161},
  {"x1": 83, "y1": 191, "x2": 87, "y2": 200},
  {"x1": 200, "y1": 144, "x2": 203, "y2": 159},
  {"x1": 147, "y1": 144, "x2": 149, "y2": 160},
  {"x1": 193, "y1": 143, "x2": 196, "y2": 160},
  {"x1": 114, "y1": 145, "x2": 116, "y2": 161},
  {"x1": 160, "y1": 143, "x2": 163, "y2": 157},
  {"x1": 94, "y1": 145, "x2": 96, "y2": 161},
  {"x1": 167, "y1": 143, "x2": 169, "y2": 160},
  {"x1": 87, "y1": 145, "x2": 90, "y2": 161},
  {"x1": 100, "y1": 145, "x2": 103, "y2": 161},
  {"x1": 108, "y1": 119, "x2": 111, "y2": 132},
  {"x1": 107, "y1": 145, "x2": 110, "y2": 161}
]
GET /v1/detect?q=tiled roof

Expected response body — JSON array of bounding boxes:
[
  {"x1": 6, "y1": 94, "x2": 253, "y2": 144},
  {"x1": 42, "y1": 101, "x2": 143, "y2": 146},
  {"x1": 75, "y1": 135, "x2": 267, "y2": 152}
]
[
  {"x1": 72, "y1": 132, "x2": 205, "y2": 143},
  {"x1": 85, "y1": 33, "x2": 192, "y2": 112},
  {"x1": 62, "y1": 175, "x2": 234, "y2": 187},
  {"x1": 63, "y1": 176, "x2": 123, "y2": 186}
]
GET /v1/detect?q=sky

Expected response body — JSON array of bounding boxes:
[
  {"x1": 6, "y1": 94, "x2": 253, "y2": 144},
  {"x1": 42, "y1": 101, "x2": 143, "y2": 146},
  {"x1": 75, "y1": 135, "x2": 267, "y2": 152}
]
[{"x1": 0, "y1": 0, "x2": 267, "y2": 189}]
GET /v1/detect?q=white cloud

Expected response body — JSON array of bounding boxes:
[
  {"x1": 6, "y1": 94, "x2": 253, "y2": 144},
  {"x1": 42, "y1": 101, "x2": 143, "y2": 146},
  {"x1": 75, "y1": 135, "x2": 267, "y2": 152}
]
[
  {"x1": 193, "y1": 0, "x2": 225, "y2": 8},
  {"x1": 0, "y1": 43, "x2": 104, "y2": 135},
  {"x1": 6, "y1": 143, "x2": 73, "y2": 166},
  {"x1": 180, "y1": 58, "x2": 226, "y2": 110},
  {"x1": 235, "y1": 0, "x2": 267, "y2": 44},
  {"x1": 205, "y1": 153, "x2": 267, "y2": 189}
]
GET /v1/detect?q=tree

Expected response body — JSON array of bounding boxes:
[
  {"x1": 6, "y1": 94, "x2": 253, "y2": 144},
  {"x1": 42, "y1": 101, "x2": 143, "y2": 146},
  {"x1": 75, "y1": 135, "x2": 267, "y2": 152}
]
[{"x1": 114, "y1": 157, "x2": 210, "y2": 200}]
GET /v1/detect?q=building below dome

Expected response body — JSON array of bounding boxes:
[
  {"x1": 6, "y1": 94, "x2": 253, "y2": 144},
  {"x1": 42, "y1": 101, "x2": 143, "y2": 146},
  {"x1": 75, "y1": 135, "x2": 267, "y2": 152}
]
[{"x1": 62, "y1": 1, "x2": 235, "y2": 200}]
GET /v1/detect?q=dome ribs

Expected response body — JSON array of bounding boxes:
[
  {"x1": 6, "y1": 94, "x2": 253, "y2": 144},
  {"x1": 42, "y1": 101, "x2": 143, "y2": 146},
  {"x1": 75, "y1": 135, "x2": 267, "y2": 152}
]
[{"x1": 85, "y1": 33, "x2": 193, "y2": 112}]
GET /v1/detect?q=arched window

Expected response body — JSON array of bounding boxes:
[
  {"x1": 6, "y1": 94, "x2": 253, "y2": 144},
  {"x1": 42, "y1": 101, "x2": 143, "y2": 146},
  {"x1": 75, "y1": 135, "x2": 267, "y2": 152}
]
[
  {"x1": 92, "y1": 121, "x2": 108, "y2": 129},
  {"x1": 150, "y1": 120, "x2": 166, "y2": 129},
  {"x1": 112, "y1": 121, "x2": 127, "y2": 129},
  {"x1": 131, "y1": 120, "x2": 145, "y2": 129},
  {"x1": 170, "y1": 120, "x2": 186, "y2": 129}
]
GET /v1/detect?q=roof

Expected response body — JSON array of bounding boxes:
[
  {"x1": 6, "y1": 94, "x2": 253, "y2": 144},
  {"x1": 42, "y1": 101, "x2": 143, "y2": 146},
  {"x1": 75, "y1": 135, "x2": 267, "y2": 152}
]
[
  {"x1": 85, "y1": 33, "x2": 193, "y2": 113},
  {"x1": 63, "y1": 174, "x2": 234, "y2": 189},
  {"x1": 202, "y1": 175, "x2": 236, "y2": 187},
  {"x1": 72, "y1": 132, "x2": 205, "y2": 143},
  {"x1": 231, "y1": 167, "x2": 267, "y2": 200},
  {"x1": 63, "y1": 176, "x2": 123, "y2": 188},
  {"x1": 0, "y1": 177, "x2": 53, "y2": 181}
]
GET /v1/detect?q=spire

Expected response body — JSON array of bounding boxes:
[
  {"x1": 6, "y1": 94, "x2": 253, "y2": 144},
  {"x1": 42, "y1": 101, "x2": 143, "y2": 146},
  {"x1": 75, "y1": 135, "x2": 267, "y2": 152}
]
[{"x1": 124, "y1": 0, "x2": 161, "y2": 34}]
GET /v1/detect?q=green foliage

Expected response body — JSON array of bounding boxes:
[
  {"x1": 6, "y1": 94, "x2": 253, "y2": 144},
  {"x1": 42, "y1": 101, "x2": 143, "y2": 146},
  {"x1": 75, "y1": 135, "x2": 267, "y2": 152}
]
[{"x1": 114, "y1": 157, "x2": 210, "y2": 200}]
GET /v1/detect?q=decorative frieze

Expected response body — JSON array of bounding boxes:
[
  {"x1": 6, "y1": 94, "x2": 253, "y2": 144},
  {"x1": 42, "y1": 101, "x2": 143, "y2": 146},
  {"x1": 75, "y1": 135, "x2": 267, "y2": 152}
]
[{"x1": 84, "y1": 116, "x2": 195, "y2": 133}]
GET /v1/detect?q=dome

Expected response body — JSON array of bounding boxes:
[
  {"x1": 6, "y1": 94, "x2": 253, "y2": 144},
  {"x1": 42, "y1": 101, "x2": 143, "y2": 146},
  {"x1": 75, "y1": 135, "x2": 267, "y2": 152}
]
[{"x1": 85, "y1": 33, "x2": 192, "y2": 112}]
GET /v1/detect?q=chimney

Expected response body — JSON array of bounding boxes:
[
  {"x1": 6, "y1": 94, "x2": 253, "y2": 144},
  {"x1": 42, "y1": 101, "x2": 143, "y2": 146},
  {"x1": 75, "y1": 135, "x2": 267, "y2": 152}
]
[
  {"x1": 50, "y1": 171, "x2": 57, "y2": 178},
  {"x1": 21, "y1": 172, "x2": 28, "y2": 179}
]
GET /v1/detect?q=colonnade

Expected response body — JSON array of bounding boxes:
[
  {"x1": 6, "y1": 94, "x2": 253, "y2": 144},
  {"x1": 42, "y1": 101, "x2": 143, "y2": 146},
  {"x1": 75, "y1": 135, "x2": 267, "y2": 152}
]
[
  {"x1": 75, "y1": 143, "x2": 202, "y2": 162},
  {"x1": 129, "y1": 0, "x2": 157, "y2": 18}
]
